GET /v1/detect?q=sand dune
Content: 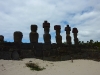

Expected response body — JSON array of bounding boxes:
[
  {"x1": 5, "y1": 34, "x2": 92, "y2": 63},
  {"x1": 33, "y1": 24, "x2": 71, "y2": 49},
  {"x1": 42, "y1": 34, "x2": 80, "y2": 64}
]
[{"x1": 0, "y1": 58, "x2": 100, "y2": 75}]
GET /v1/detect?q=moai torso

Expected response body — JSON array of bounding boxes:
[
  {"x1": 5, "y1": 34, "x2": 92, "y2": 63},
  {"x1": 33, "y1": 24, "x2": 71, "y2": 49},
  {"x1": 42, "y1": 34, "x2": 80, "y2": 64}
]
[
  {"x1": 43, "y1": 21, "x2": 51, "y2": 44},
  {"x1": 29, "y1": 25, "x2": 39, "y2": 43},
  {"x1": 14, "y1": 31, "x2": 23, "y2": 43},
  {"x1": 54, "y1": 25, "x2": 62, "y2": 44},
  {"x1": 72, "y1": 28, "x2": 79, "y2": 45},
  {"x1": 65, "y1": 25, "x2": 72, "y2": 45}
]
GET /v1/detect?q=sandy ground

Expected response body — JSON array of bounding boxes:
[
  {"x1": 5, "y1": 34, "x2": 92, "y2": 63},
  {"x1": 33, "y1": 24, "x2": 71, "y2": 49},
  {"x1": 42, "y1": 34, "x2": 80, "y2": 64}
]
[{"x1": 0, "y1": 58, "x2": 100, "y2": 75}]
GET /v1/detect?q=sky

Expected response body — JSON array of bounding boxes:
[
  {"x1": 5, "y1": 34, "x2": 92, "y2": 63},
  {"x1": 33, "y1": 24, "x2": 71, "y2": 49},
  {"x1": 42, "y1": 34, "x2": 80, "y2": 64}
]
[{"x1": 0, "y1": 0, "x2": 100, "y2": 43}]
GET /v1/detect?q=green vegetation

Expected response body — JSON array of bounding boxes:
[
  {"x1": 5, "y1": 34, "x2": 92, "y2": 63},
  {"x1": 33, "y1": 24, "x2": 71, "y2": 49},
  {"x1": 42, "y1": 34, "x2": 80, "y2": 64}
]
[{"x1": 26, "y1": 62, "x2": 45, "y2": 71}]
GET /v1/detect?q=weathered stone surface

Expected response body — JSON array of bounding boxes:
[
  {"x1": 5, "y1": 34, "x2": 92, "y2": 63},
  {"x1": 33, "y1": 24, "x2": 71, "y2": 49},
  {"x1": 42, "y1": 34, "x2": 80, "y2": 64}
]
[
  {"x1": 20, "y1": 50, "x2": 34, "y2": 58},
  {"x1": 31, "y1": 25, "x2": 37, "y2": 32},
  {"x1": 0, "y1": 35, "x2": 4, "y2": 42},
  {"x1": 11, "y1": 51, "x2": 19, "y2": 60},
  {"x1": 55, "y1": 35, "x2": 62, "y2": 44},
  {"x1": 43, "y1": 21, "x2": 51, "y2": 44},
  {"x1": 65, "y1": 25, "x2": 72, "y2": 45},
  {"x1": 29, "y1": 32, "x2": 39, "y2": 43},
  {"x1": 29, "y1": 25, "x2": 39, "y2": 43},
  {"x1": 0, "y1": 51, "x2": 12, "y2": 60},
  {"x1": 66, "y1": 36, "x2": 72, "y2": 45},
  {"x1": 72, "y1": 28, "x2": 79, "y2": 45},
  {"x1": 65, "y1": 25, "x2": 71, "y2": 35},
  {"x1": 43, "y1": 34, "x2": 51, "y2": 44},
  {"x1": 14, "y1": 31, "x2": 23, "y2": 43},
  {"x1": 54, "y1": 25, "x2": 62, "y2": 44}
]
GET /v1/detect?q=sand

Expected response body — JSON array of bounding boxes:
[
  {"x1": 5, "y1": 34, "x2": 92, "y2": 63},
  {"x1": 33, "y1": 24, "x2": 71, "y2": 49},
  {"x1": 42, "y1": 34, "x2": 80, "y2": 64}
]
[{"x1": 0, "y1": 58, "x2": 100, "y2": 75}]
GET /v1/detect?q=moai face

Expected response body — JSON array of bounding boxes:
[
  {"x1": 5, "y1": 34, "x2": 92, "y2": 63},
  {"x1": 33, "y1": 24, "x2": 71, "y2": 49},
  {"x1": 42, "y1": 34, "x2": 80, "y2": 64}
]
[
  {"x1": 31, "y1": 25, "x2": 37, "y2": 32},
  {"x1": 14, "y1": 31, "x2": 23, "y2": 43},
  {"x1": 54, "y1": 25, "x2": 61, "y2": 36}
]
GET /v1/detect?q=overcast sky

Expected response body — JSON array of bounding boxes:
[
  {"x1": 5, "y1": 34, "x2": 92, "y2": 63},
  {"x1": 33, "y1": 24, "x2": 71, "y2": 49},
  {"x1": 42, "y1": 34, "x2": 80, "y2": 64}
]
[{"x1": 0, "y1": 0, "x2": 100, "y2": 43}]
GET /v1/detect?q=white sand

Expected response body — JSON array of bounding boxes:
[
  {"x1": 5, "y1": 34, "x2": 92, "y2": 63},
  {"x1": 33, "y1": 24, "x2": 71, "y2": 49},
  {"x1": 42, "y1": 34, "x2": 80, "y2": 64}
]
[{"x1": 0, "y1": 58, "x2": 100, "y2": 75}]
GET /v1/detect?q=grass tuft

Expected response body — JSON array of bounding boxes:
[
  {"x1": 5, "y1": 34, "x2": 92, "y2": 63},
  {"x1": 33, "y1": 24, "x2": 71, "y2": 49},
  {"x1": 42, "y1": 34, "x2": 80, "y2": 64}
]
[{"x1": 26, "y1": 62, "x2": 45, "y2": 71}]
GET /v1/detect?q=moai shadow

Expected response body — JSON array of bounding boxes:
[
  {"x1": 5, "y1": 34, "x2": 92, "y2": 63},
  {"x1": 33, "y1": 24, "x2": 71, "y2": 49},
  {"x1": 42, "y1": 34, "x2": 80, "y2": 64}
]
[
  {"x1": 43, "y1": 21, "x2": 51, "y2": 57},
  {"x1": 13, "y1": 31, "x2": 23, "y2": 60},
  {"x1": 65, "y1": 25, "x2": 72, "y2": 45}
]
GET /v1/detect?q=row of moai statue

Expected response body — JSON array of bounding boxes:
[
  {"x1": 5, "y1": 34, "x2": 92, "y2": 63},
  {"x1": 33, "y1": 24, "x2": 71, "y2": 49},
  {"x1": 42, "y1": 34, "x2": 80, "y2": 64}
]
[{"x1": 0, "y1": 21, "x2": 79, "y2": 45}]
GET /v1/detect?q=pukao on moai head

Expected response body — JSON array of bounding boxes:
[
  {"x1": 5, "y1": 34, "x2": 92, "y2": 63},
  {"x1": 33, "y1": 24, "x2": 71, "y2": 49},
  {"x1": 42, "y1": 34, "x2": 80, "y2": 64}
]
[
  {"x1": 29, "y1": 25, "x2": 39, "y2": 43},
  {"x1": 65, "y1": 25, "x2": 72, "y2": 45},
  {"x1": 0, "y1": 35, "x2": 4, "y2": 42},
  {"x1": 43, "y1": 21, "x2": 51, "y2": 44},
  {"x1": 72, "y1": 28, "x2": 79, "y2": 45},
  {"x1": 54, "y1": 25, "x2": 62, "y2": 44},
  {"x1": 13, "y1": 31, "x2": 23, "y2": 43}
]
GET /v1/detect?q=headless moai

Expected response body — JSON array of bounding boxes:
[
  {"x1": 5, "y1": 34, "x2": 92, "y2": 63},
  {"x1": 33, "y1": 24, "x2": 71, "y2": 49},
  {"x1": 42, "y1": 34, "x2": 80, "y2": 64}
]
[
  {"x1": 72, "y1": 28, "x2": 79, "y2": 45},
  {"x1": 43, "y1": 21, "x2": 51, "y2": 44},
  {"x1": 0, "y1": 35, "x2": 4, "y2": 42},
  {"x1": 65, "y1": 25, "x2": 72, "y2": 45},
  {"x1": 29, "y1": 25, "x2": 39, "y2": 44},
  {"x1": 54, "y1": 25, "x2": 62, "y2": 44}
]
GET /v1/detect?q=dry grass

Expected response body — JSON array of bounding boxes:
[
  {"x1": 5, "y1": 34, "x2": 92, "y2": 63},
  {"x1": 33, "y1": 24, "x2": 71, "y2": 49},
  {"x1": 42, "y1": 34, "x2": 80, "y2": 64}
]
[{"x1": 26, "y1": 62, "x2": 45, "y2": 71}]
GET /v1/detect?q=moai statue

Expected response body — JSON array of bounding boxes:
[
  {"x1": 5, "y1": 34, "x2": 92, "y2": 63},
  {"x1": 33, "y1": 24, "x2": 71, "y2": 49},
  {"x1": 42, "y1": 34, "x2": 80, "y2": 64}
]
[
  {"x1": 72, "y1": 28, "x2": 79, "y2": 45},
  {"x1": 29, "y1": 25, "x2": 39, "y2": 43},
  {"x1": 42, "y1": 21, "x2": 51, "y2": 57},
  {"x1": 65, "y1": 25, "x2": 72, "y2": 45},
  {"x1": 0, "y1": 35, "x2": 4, "y2": 42},
  {"x1": 54, "y1": 25, "x2": 62, "y2": 44},
  {"x1": 13, "y1": 31, "x2": 23, "y2": 43},
  {"x1": 13, "y1": 31, "x2": 23, "y2": 59},
  {"x1": 43, "y1": 21, "x2": 51, "y2": 44}
]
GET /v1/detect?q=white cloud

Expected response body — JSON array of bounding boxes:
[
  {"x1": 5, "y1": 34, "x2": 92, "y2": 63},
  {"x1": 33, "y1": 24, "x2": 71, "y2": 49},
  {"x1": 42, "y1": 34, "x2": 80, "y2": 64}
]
[{"x1": 0, "y1": 0, "x2": 100, "y2": 43}]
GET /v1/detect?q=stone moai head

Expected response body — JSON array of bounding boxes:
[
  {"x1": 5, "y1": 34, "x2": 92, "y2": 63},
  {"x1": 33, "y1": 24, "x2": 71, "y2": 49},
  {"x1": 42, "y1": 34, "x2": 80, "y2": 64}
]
[
  {"x1": 31, "y1": 25, "x2": 37, "y2": 32},
  {"x1": 54, "y1": 25, "x2": 61, "y2": 35},
  {"x1": 30, "y1": 25, "x2": 39, "y2": 43},
  {"x1": 14, "y1": 31, "x2": 23, "y2": 43},
  {"x1": 0, "y1": 35, "x2": 4, "y2": 42},
  {"x1": 72, "y1": 28, "x2": 78, "y2": 38},
  {"x1": 43, "y1": 21, "x2": 50, "y2": 34},
  {"x1": 65, "y1": 25, "x2": 71, "y2": 35}
]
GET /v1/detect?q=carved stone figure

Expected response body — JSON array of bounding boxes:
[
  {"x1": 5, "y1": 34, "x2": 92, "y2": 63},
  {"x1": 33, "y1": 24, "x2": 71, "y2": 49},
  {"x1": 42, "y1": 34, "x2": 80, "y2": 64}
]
[
  {"x1": 13, "y1": 31, "x2": 23, "y2": 43},
  {"x1": 54, "y1": 25, "x2": 62, "y2": 44},
  {"x1": 72, "y1": 28, "x2": 79, "y2": 45},
  {"x1": 43, "y1": 21, "x2": 51, "y2": 44},
  {"x1": 65, "y1": 25, "x2": 72, "y2": 45},
  {"x1": 0, "y1": 35, "x2": 4, "y2": 42},
  {"x1": 29, "y1": 25, "x2": 39, "y2": 43}
]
